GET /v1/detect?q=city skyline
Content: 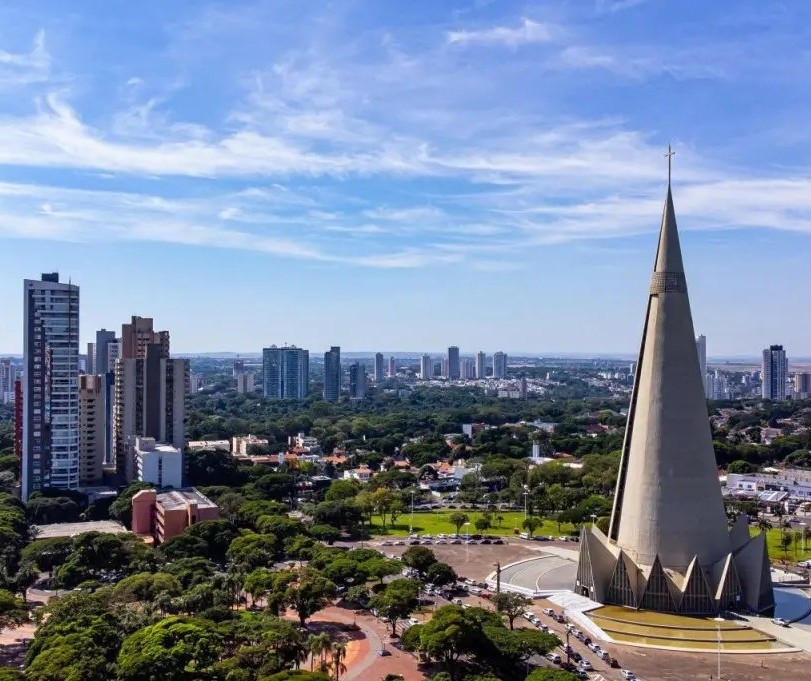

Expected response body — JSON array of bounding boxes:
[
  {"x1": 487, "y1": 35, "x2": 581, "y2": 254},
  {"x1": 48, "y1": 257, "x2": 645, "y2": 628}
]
[{"x1": 3, "y1": 2, "x2": 811, "y2": 354}]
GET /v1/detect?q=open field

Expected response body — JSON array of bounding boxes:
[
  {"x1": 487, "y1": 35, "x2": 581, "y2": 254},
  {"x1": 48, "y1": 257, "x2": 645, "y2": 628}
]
[
  {"x1": 368, "y1": 510, "x2": 578, "y2": 537},
  {"x1": 762, "y1": 527, "x2": 811, "y2": 563}
]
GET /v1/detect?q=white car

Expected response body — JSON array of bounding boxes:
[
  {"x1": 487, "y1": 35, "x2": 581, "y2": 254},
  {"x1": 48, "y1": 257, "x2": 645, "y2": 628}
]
[
  {"x1": 798, "y1": 560, "x2": 811, "y2": 568},
  {"x1": 546, "y1": 653, "x2": 561, "y2": 664},
  {"x1": 587, "y1": 642, "x2": 601, "y2": 653},
  {"x1": 578, "y1": 660, "x2": 593, "y2": 671},
  {"x1": 542, "y1": 608, "x2": 555, "y2": 616},
  {"x1": 523, "y1": 612, "x2": 535, "y2": 621},
  {"x1": 621, "y1": 671, "x2": 636, "y2": 680},
  {"x1": 597, "y1": 650, "x2": 610, "y2": 661},
  {"x1": 773, "y1": 617, "x2": 790, "y2": 627}
]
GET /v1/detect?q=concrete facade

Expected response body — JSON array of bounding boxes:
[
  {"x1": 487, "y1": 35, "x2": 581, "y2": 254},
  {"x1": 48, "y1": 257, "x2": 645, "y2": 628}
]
[
  {"x1": 78, "y1": 374, "x2": 105, "y2": 485},
  {"x1": 131, "y1": 487, "x2": 219, "y2": 544},
  {"x1": 576, "y1": 184, "x2": 774, "y2": 616},
  {"x1": 134, "y1": 436, "x2": 183, "y2": 488}
]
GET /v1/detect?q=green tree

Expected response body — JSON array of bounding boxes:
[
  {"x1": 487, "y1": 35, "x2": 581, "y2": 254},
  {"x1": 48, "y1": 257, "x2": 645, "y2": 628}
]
[
  {"x1": 525, "y1": 669, "x2": 580, "y2": 681},
  {"x1": 416, "y1": 605, "x2": 474, "y2": 670},
  {"x1": 425, "y1": 562, "x2": 457, "y2": 586},
  {"x1": 116, "y1": 617, "x2": 224, "y2": 681},
  {"x1": 0, "y1": 590, "x2": 27, "y2": 630},
  {"x1": 448, "y1": 512, "x2": 469, "y2": 536},
  {"x1": 368, "y1": 578, "x2": 420, "y2": 635},
  {"x1": 285, "y1": 569, "x2": 337, "y2": 627},
  {"x1": 493, "y1": 591, "x2": 532, "y2": 630},
  {"x1": 227, "y1": 532, "x2": 277, "y2": 570},
  {"x1": 112, "y1": 572, "x2": 182, "y2": 605},
  {"x1": 361, "y1": 557, "x2": 402, "y2": 584},
  {"x1": 109, "y1": 483, "x2": 154, "y2": 528},
  {"x1": 401, "y1": 546, "x2": 436, "y2": 577},
  {"x1": 474, "y1": 516, "x2": 491, "y2": 533},
  {"x1": 522, "y1": 516, "x2": 541, "y2": 538}
]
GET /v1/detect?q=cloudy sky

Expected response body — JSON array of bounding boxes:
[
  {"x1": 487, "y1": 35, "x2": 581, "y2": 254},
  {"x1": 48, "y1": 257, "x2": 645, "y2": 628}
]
[{"x1": 2, "y1": 0, "x2": 811, "y2": 356}]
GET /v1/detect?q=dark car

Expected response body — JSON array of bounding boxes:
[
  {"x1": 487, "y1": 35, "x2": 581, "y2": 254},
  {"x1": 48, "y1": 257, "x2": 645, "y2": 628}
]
[
  {"x1": 493, "y1": 539, "x2": 504, "y2": 545},
  {"x1": 378, "y1": 649, "x2": 391, "y2": 657}
]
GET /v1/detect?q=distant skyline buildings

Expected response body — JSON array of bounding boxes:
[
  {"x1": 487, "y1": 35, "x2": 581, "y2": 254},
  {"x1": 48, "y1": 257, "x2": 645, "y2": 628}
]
[
  {"x1": 447, "y1": 346, "x2": 460, "y2": 380},
  {"x1": 0, "y1": 358, "x2": 15, "y2": 405},
  {"x1": 263, "y1": 346, "x2": 309, "y2": 400},
  {"x1": 348, "y1": 362, "x2": 367, "y2": 399},
  {"x1": 493, "y1": 351, "x2": 508, "y2": 379},
  {"x1": 762, "y1": 345, "x2": 789, "y2": 401},
  {"x1": 419, "y1": 354, "x2": 432, "y2": 380},
  {"x1": 475, "y1": 351, "x2": 486, "y2": 379},
  {"x1": 323, "y1": 346, "x2": 341, "y2": 401},
  {"x1": 374, "y1": 352, "x2": 384, "y2": 383}
]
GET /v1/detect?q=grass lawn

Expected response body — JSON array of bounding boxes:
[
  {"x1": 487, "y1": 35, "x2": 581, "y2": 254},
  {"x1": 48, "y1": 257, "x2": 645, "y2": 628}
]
[
  {"x1": 368, "y1": 509, "x2": 577, "y2": 537},
  {"x1": 760, "y1": 526, "x2": 811, "y2": 563}
]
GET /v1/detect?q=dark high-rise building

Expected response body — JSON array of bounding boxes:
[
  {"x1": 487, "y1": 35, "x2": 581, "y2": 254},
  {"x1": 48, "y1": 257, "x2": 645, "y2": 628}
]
[
  {"x1": 493, "y1": 351, "x2": 508, "y2": 379},
  {"x1": 122, "y1": 316, "x2": 169, "y2": 360},
  {"x1": 95, "y1": 329, "x2": 118, "y2": 375},
  {"x1": 374, "y1": 352, "x2": 385, "y2": 382},
  {"x1": 349, "y1": 362, "x2": 367, "y2": 399},
  {"x1": 762, "y1": 345, "x2": 788, "y2": 401},
  {"x1": 263, "y1": 346, "x2": 309, "y2": 399},
  {"x1": 22, "y1": 273, "x2": 80, "y2": 500},
  {"x1": 323, "y1": 346, "x2": 341, "y2": 401},
  {"x1": 447, "y1": 346, "x2": 460, "y2": 380}
]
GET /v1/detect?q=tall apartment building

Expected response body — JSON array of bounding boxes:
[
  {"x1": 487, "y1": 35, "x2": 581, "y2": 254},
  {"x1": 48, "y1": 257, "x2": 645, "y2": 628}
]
[
  {"x1": 420, "y1": 354, "x2": 432, "y2": 380},
  {"x1": 122, "y1": 316, "x2": 169, "y2": 360},
  {"x1": 461, "y1": 358, "x2": 475, "y2": 380},
  {"x1": 22, "y1": 273, "x2": 80, "y2": 500},
  {"x1": 233, "y1": 358, "x2": 245, "y2": 376},
  {"x1": 93, "y1": 329, "x2": 119, "y2": 468},
  {"x1": 447, "y1": 346, "x2": 460, "y2": 380},
  {"x1": 95, "y1": 329, "x2": 118, "y2": 373},
  {"x1": 323, "y1": 346, "x2": 341, "y2": 401},
  {"x1": 349, "y1": 362, "x2": 367, "y2": 399},
  {"x1": 78, "y1": 374, "x2": 105, "y2": 485},
  {"x1": 114, "y1": 343, "x2": 189, "y2": 481},
  {"x1": 263, "y1": 346, "x2": 309, "y2": 399},
  {"x1": 475, "y1": 351, "x2": 486, "y2": 379},
  {"x1": 794, "y1": 372, "x2": 811, "y2": 400},
  {"x1": 0, "y1": 359, "x2": 16, "y2": 404},
  {"x1": 374, "y1": 352, "x2": 384, "y2": 382},
  {"x1": 493, "y1": 351, "x2": 508, "y2": 379},
  {"x1": 695, "y1": 334, "x2": 708, "y2": 398},
  {"x1": 762, "y1": 345, "x2": 788, "y2": 401},
  {"x1": 387, "y1": 356, "x2": 396, "y2": 378},
  {"x1": 441, "y1": 357, "x2": 449, "y2": 378}
]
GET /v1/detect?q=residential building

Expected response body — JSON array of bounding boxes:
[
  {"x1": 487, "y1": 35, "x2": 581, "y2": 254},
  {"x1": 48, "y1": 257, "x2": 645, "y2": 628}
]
[
  {"x1": 190, "y1": 373, "x2": 202, "y2": 393},
  {"x1": 520, "y1": 376, "x2": 528, "y2": 399},
  {"x1": 577, "y1": 179, "x2": 773, "y2": 615},
  {"x1": 493, "y1": 351, "x2": 508, "y2": 379},
  {"x1": 121, "y1": 316, "x2": 169, "y2": 360},
  {"x1": 794, "y1": 372, "x2": 811, "y2": 400},
  {"x1": 0, "y1": 359, "x2": 16, "y2": 404},
  {"x1": 132, "y1": 487, "x2": 219, "y2": 544},
  {"x1": 349, "y1": 362, "x2": 367, "y2": 399},
  {"x1": 78, "y1": 374, "x2": 105, "y2": 485},
  {"x1": 475, "y1": 351, "x2": 486, "y2": 379},
  {"x1": 235, "y1": 372, "x2": 254, "y2": 394},
  {"x1": 344, "y1": 465, "x2": 373, "y2": 482},
  {"x1": 263, "y1": 346, "x2": 309, "y2": 399},
  {"x1": 187, "y1": 439, "x2": 230, "y2": 451},
  {"x1": 387, "y1": 356, "x2": 396, "y2": 378},
  {"x1": 374, "y1": 352, "x2": 384, "y2": 382},
  {"x1": 441, "y1": 357, "x2": 449, "y2": 378},
  {"x1": 231, "y1": 434, "x2": 269, "y2": 456},
  {"x1": 762, "y1": 345, "x2": 788, "y2": 401},
  {"x1": 420, "y1": 354, "x2": 432, "y2": 380},
  {"x1": 323, "y1": 346, "x2": 341, "y2": 401},
  {"x1": 461, "y1": 358, "x2": 475, "y2": 380},
  {"x1": 114, "y1": 343, "x2": 189, "y2": 482},
  {"x1": 233, "y1": 358, "x2": 245, "y2": 376},
  {"x1": 106, "y1": 340, "x2": 121, "y2": 373},
  {"x1": 94, "y1": 329, "x2": 118, "y2": 375},
  {"x1": 22, "y1": 273, "x2": 80, "y2": 500},
  {"x1": 447, "y1": 346, "x2": 460, "y2": 380},
  {"x1": 134, "y1": 436, "x2": 183, "y2": 488}
]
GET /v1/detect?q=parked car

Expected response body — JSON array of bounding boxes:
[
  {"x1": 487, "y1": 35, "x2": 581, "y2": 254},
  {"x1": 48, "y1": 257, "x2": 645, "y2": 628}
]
[
  {"x1": 773, "y1": 617, "x2": 790, "y2": 627},
  {"x1": 493, "y1": 539, "x2": 504, "y2": 545},
  {"x1": 620, "y1": 670, "x2": 636, "y2": 680},
  {"x1": 587, "y1": 642, "x2": 601, "y2": 653},
  {"x1": 597, "y1": 650, "x2": 610, "y2": 661},
  {"x1": 578, "y1": 660, "x2": 593, "y2": 671},
  {"x1": 542, "y1": 608, "x2": 555, "y2": 616},
  {"x1": 546, "y1": 653, "x2": 561, "y2": 664}
]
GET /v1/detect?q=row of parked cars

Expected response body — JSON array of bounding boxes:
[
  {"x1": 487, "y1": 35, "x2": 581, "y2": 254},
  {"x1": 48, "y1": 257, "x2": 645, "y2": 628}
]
[
  {"x1": 523, "y1": 607, "x2": 636, "y2": 680},
  {"x1": 380, "y1": 533, "x2": 506, "y2": 547}
]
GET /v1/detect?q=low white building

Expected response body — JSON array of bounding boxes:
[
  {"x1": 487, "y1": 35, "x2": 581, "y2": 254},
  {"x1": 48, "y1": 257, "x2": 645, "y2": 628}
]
[
  {"x1": 134, "y1": 437, "x2": 183, "y2": 488},
  {"x1": 232, "y1": 434, "x2": 269, "y2": 456},
  {"x1": 187, "y1": 439, "x2": 230, "y2": 451}
]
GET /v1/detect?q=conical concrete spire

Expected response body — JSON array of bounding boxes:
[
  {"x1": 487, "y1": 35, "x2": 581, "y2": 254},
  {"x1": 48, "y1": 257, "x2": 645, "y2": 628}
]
[{"x1": 608, "y1": 182, "x2": 729, "y2": 571}]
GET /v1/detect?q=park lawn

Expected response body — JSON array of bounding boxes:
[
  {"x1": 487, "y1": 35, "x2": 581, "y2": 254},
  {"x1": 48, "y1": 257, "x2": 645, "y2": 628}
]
[
  {"x1": 368, "y1": 510, "x2": 577, "y2": 538},
  {"x1": 759, "y1": 526, "x2": 811, "y2": 563}
]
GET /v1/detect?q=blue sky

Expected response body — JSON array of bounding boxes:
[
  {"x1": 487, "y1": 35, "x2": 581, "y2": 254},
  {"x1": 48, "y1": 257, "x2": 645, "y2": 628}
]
[{"x1": 2, "y1": 0, "x2": 811, "y2": 357}]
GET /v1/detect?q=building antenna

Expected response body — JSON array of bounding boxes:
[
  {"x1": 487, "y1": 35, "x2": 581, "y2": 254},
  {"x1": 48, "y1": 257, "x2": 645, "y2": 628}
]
[{"x1": 664, "y1": 144, "x2": 675, "y2": 185}]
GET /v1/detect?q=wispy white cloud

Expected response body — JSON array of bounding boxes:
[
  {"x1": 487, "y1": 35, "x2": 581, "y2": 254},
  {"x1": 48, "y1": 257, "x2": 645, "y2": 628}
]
[
  {"x1": 0, "y1": 29, "x2": 50, "y2": 86},
  {"x1": 446, "y1": 19, "x2": 559, "y2": 49}
]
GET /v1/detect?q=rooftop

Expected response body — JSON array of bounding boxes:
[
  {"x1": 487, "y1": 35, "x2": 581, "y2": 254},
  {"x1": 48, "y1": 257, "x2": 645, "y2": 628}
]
[
  {"x1": 34, "y1": 520, "x2": 128, "y2": 539},
  {"x1": 157, "y1": 488, "x2": 218, "y2": 511}
]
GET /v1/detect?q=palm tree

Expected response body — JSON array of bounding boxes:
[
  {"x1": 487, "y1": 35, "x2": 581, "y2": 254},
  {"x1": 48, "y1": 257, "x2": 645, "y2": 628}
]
[
  {"x1": 331, "y1": 642, "x2": 348, "y2": 681},
  {"x1": 307, "y1": 633, "x2": 332, "y2": 673}
]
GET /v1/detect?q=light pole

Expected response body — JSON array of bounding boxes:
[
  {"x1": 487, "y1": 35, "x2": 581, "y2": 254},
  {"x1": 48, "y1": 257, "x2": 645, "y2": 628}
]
[
  {"x1": 523, "y1": 490, "x2": 529, "y2": 520},
  {"x1": 713, "y1": 616, "x2": 724, "y2": 680},
  {"x1": 590, "y1": 514, "x2": 597, "y2": 527},
  {"x1": 801, "y1": 522, "x2": 807, "y2": 554},
  {"x1": 409, "y1": 490, "x2": 416, "y2": 536},
  {"x1": 464, "y1": 522, "x2": 471, "y2": 562}
]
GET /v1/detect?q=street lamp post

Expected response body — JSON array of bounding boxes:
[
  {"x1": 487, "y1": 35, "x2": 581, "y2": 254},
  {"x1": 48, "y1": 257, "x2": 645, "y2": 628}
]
[
  {"x1": 523, "y1": 490, "x2": 529, "y2": 520},
  {"x1": 464, "y1": 522, "x2": 471, "y2": 562},
  {"x1": 590, "y1": 514, "x2": 597, "y2": 527},
  {"x1": 713, "y1": 616, "x2": 724, "y2": 680},
  {"x1": 409, "y1": 490, "x2": 416, "y2": 536}
]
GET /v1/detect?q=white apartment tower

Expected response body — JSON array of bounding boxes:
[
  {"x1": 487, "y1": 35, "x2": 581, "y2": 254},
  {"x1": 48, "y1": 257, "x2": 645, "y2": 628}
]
[
  {"x1": 762, "y1": 345, "x2": 788, "y2": 401},
  {"x1": 22, "y1": 273, "x2": 80, "y2": 500},
  {"x1": 0, "y1": 359, "x2": 16, "y2": 405}
]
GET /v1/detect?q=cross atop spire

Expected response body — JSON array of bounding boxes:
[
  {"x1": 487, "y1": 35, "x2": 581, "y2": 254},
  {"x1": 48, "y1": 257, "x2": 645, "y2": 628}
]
[{"x1": 664, "y1": 144, "x2": 675, "y2": 185}]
